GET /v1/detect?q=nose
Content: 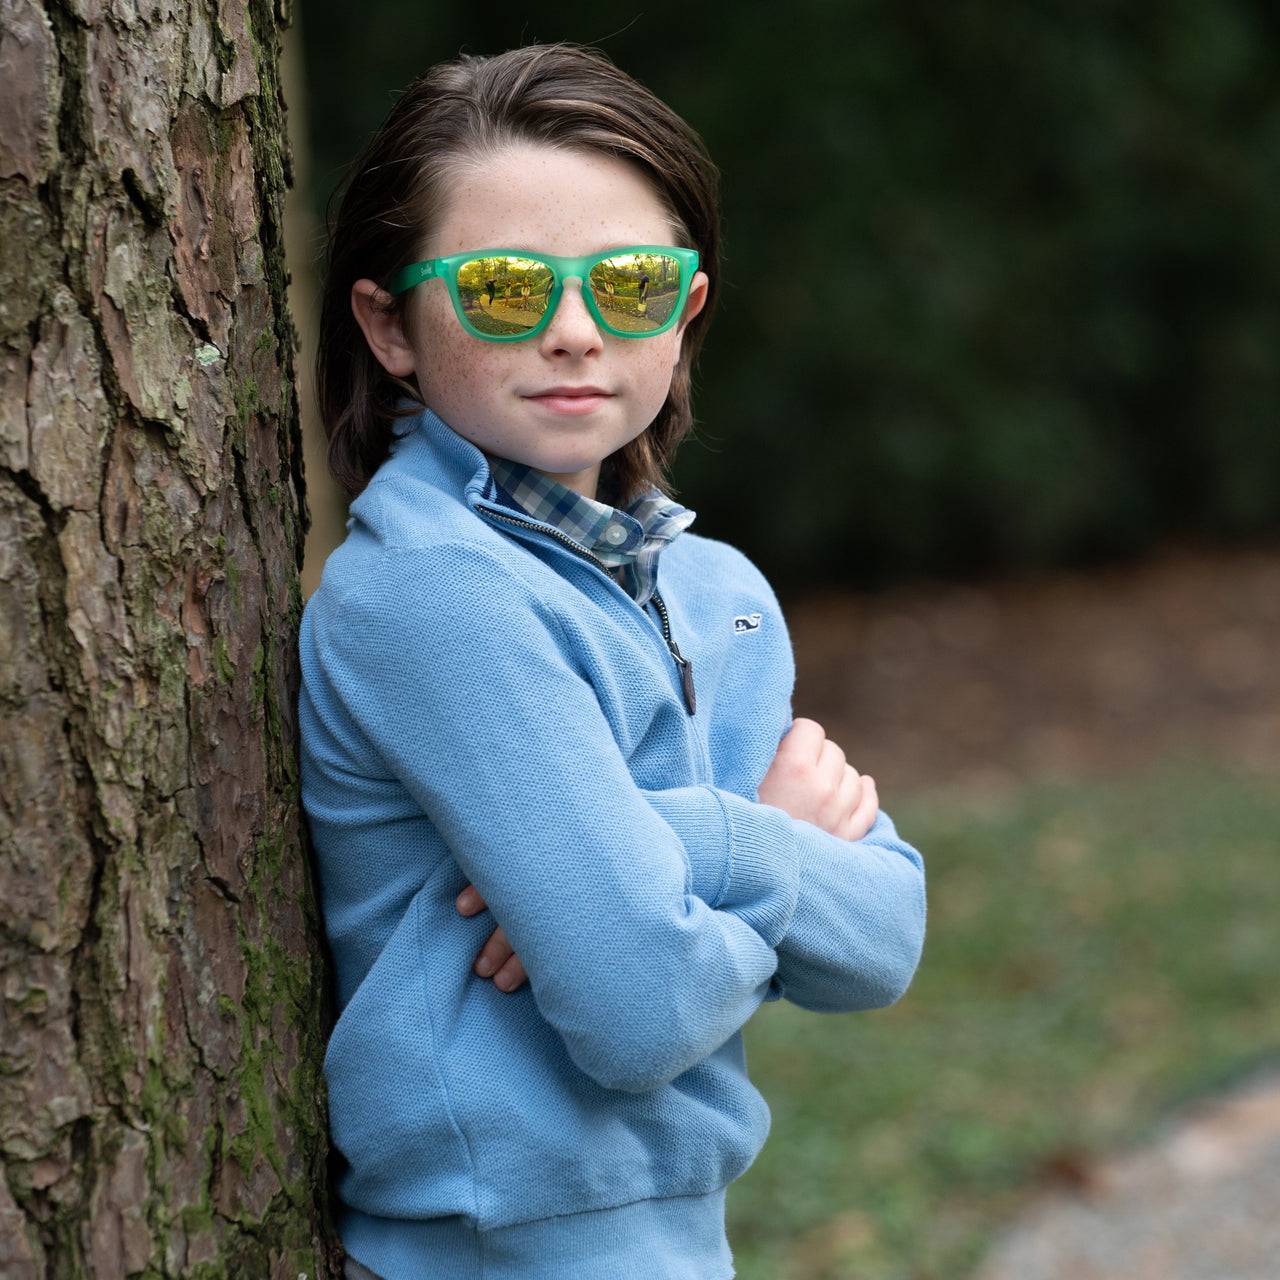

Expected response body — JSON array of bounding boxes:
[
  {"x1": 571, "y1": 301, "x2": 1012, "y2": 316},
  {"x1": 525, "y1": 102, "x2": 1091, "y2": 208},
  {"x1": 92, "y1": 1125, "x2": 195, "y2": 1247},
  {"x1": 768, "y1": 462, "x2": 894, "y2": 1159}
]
[{"x1": 539, "y1": 277, "x2": 604, "y2": 358}]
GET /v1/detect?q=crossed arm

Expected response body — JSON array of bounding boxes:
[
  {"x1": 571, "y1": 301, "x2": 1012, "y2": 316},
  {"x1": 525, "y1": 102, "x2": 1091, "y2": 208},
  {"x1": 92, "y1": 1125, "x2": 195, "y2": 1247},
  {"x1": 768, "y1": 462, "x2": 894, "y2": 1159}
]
[{"x1": 460, "y1": 717, "x2": 880, "y2": 992}]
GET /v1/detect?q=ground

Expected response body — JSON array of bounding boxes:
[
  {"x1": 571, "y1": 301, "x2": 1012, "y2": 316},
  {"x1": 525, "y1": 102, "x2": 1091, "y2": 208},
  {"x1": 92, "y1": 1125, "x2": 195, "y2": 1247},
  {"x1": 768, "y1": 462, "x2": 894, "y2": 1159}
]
[{"x1": 973, "y1": 1064, "x2": 1280, "y2": 1280}]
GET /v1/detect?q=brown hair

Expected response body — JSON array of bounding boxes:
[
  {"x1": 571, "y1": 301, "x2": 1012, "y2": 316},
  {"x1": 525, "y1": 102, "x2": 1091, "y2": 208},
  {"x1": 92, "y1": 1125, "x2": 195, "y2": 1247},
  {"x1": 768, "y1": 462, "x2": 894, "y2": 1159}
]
[{"x1": 317, "y1": 44, "x2": 720, "y2": 500}]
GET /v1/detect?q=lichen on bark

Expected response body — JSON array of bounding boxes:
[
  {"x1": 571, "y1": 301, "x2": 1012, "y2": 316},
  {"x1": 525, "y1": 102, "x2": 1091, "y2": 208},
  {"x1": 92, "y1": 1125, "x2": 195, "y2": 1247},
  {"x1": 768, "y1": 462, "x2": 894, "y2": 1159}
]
[{"x1": 0, "y1": 0, "x2": 337, "y2": 1276}]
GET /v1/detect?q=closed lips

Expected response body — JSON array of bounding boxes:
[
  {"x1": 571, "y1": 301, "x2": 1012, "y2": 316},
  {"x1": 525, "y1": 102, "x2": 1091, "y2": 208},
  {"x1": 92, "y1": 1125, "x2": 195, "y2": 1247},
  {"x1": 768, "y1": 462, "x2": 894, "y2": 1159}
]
[{"x1": 528, "y1": 387, "x2": 611, "y2": 397}]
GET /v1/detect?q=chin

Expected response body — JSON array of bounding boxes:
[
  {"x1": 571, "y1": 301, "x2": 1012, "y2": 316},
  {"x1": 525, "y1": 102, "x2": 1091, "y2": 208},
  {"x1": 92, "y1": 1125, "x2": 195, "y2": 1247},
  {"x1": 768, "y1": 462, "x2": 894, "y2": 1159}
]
[{"x1": 541, "y1": 453, "x2": 602, "y2": 473}]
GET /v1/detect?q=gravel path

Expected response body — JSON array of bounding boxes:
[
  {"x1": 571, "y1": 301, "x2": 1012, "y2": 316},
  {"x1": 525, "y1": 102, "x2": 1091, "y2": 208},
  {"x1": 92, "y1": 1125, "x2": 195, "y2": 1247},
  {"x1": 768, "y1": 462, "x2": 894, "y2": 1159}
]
[{"x1": 973, "y1": 1069, "x2": 1280, "y2": 1280}]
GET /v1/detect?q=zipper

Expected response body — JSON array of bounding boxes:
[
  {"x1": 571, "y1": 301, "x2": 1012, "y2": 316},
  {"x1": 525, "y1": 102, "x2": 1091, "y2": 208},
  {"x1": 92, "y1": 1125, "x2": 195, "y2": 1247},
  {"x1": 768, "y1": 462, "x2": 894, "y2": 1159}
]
[
  {"x1": 649, "y1": 590, "x2": 696, "y2": 716},
  {"x1": 479, "y1": 504, "x2": 696, "y2": 716}
]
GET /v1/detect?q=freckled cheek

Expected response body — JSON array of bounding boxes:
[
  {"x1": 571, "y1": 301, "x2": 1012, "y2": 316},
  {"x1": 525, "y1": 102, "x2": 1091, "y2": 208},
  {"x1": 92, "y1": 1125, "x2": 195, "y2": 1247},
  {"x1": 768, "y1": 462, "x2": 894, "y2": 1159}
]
[
  {"x1": 416, "y1": 322, "x2": 516, "y2": 403},
  {"x1": 629, "y1": 337, "x2": 683, "y2": 405}
]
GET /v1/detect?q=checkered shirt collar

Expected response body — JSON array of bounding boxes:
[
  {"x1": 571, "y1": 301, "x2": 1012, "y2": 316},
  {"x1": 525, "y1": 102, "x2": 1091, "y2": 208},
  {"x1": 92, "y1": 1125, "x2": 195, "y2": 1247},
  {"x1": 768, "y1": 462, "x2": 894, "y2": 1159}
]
[{"x1": 487, "y1": 457, "x2": 695, "y2": 606}]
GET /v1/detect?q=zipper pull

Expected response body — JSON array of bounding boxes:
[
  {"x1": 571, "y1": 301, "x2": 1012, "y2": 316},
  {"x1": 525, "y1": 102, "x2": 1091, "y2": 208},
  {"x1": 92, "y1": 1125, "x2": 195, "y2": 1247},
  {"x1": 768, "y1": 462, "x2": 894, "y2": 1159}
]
[
  {"x1": 649, "y1": 590, "x2": 696, "y2": 716},
  {"x1": 674, "y1": 650, "x2": 696, "y2": 716}
]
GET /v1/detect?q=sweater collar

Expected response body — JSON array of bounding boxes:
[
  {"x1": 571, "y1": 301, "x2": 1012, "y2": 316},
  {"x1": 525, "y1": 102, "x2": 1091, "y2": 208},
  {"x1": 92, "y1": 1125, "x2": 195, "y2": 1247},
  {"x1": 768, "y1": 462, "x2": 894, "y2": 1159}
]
[
  {"x1": 382, "y1": 405, "x2": 492, "y2": 505},
  {"x1": 377, "y1": 408, "x2": 694, "y2": 607},
  {"x1": 486, "y1": 456, "x2": 695, "y2": 606}
]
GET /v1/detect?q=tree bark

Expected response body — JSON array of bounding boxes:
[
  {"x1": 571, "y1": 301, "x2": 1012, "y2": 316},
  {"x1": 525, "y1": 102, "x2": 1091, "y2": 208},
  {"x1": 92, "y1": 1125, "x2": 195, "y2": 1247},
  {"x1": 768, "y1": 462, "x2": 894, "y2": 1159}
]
[{"x1": 0, "y1": 0, "x2": 338, "y2": 1276}]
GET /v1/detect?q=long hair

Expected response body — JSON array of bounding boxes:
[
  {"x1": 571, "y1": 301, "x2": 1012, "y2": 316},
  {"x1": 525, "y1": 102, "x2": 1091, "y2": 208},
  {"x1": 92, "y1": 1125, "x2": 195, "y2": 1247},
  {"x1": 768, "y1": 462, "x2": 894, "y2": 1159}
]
[{"x1": 317, "y1": 44, "x2": 721, "y2": 499}]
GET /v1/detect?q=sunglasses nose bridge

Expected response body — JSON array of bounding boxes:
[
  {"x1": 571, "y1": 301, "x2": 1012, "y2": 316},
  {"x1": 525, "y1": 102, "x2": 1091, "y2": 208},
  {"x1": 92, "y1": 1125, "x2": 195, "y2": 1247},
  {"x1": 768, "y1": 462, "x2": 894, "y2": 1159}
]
[
  {"x1": 536, "y1": 277, "x2": 610, "y2": 354},
  {"x1": 547, "y1": 274, "x2": 593, "y2": 317}
]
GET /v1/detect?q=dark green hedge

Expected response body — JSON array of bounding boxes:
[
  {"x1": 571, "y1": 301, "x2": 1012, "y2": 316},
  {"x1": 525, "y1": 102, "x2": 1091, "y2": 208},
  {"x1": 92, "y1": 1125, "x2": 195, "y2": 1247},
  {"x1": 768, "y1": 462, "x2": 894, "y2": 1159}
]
[{"x1": 303, "y1": 0, "x2": 1280, "y2": 587}]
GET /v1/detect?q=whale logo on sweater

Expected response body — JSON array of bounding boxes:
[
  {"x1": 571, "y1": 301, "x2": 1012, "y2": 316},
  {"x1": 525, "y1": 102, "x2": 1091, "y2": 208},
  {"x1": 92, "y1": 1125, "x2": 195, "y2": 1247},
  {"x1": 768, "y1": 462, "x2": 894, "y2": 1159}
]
[{"x1": 733, "y1": 613, "x2": 763, "y2": 634}]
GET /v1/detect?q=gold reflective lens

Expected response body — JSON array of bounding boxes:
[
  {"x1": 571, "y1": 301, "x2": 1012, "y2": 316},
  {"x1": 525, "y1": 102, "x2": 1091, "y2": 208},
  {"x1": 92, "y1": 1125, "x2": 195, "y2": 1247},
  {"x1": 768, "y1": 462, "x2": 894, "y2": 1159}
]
[
  {"x1": 589, "y1": 253, "x2": 683, "y2": 334},
  {"x1": 455, "y1": 256, "x2": 555, "y2": 337}
]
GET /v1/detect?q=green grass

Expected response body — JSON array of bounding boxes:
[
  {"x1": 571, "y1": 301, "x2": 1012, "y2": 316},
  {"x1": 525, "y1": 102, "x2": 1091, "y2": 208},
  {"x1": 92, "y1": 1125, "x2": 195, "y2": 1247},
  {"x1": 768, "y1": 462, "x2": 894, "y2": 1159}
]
[{"x1": 727, "y1": 759, "x2": 1280, "y2": 1280}]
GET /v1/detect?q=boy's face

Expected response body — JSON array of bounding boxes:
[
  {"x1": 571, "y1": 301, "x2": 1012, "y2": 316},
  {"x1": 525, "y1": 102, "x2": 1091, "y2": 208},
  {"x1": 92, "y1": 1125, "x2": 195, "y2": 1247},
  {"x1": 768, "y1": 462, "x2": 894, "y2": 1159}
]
[{"x1": 354, "y1": 143, "x2": 708, "y2": 500}]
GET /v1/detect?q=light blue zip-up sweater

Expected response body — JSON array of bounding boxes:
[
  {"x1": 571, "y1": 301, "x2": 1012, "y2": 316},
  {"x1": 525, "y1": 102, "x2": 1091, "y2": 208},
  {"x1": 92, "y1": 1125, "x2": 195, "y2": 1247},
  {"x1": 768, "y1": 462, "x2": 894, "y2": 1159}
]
[{"x1": 299, "y1": 408, "x2": 926, "y2": 1279}]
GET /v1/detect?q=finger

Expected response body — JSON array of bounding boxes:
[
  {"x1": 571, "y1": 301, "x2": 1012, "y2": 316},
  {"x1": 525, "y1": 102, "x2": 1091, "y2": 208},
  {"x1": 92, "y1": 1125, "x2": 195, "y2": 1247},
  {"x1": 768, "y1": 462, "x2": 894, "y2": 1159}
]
[
  {"x1": 456, "y1": 884, "x2": 487, "y2": 916},
  {"x1": 835, "y1": 761, "x2": 864, "y2": 816},
  {"x1": 493, "y1": 953, "x2": 528, "y2": 992},
  {"x1": 473, "y1": 925, "x2": 514, "y2": 978},
  {"x1": 779, "y1": 717, "x2": 826, "y2": 765},
  {"x1": 816, "y1": 737, "x2": 848, "y2": 790},
  {"x1": 814, "y1": 757, "x2": 858, "y2": 834},
  {"x1": 844, "y1": 774, "x2": 880, "y2": 842}
]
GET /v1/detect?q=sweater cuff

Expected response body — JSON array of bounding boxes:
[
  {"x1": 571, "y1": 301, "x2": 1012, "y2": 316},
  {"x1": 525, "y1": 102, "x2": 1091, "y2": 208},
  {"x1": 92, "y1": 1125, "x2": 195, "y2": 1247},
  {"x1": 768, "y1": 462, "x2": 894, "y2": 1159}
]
[
  {"x1": 642, "y1": 787, "x2": 734, "y2": 906},
  {"x1": 644, "y1": 786, "x2": 800, "y2": 946},
  {"x1": 707, "y1": 789, "x2": 800, "y2": 947}
]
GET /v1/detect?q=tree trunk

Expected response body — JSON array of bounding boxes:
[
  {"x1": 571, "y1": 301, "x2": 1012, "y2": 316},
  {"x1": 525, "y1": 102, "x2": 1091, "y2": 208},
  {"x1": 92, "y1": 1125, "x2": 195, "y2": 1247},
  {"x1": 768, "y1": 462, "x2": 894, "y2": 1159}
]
[{"x1": 0, "y1": 1, "x2": 338, "y2": 1276}]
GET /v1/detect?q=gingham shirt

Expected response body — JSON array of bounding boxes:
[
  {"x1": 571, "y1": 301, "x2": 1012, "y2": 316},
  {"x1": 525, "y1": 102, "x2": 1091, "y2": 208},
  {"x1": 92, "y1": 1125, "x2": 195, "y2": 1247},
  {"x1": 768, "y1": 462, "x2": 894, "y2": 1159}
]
[{"x1": 487, "y1": 458, "x2": 695, "y2": 607}]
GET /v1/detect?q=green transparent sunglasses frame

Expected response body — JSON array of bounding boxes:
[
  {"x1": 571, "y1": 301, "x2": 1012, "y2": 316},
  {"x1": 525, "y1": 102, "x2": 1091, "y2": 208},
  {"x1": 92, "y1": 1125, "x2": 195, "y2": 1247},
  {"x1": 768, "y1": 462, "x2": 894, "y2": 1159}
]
[{"x1": 385, "y1": 245, "x2": 701, "y2": 342}]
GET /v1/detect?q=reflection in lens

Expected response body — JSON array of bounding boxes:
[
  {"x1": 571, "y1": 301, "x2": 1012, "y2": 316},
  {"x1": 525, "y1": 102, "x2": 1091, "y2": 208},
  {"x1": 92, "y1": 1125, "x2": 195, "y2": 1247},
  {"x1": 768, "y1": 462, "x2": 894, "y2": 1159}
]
[
  {"x1": 456, "y1": 256, "x2": 554, "y2": 337},
  {"x1": 589, "y1": 254, "x2": 682, "y2": 334}
]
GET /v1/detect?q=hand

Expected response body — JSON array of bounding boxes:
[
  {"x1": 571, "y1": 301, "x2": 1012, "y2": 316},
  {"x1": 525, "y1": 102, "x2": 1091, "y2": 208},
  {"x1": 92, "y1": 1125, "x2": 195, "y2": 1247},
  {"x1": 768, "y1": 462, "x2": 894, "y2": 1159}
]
[
  {"x1": 455, "y1": 885, "x2": 528, "y2": 992},
  {"x1": 757, "y1": 717, "x2": 879, "y2": 841}
]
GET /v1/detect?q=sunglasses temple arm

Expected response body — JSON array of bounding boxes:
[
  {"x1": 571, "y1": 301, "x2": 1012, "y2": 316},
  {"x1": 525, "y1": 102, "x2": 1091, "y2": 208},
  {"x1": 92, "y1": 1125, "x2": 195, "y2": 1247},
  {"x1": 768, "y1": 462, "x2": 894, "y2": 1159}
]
[{"x1": 386, "y1": 259, "x2": 439, "y2": 297}]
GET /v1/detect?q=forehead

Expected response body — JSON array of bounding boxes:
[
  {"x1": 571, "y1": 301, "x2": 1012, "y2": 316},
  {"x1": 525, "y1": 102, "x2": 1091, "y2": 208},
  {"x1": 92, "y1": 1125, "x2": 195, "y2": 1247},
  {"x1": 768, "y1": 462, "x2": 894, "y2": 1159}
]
[{"x1": 428, "y1": 143, "x2": 679, "y2": 258}]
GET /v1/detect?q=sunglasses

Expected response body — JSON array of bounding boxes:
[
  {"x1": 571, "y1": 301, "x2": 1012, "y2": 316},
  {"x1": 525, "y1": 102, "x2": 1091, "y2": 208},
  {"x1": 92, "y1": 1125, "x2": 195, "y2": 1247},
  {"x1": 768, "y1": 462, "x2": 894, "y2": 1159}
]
[{"x1": 385, "y1": 245, "x2": 700, "y2": 342}]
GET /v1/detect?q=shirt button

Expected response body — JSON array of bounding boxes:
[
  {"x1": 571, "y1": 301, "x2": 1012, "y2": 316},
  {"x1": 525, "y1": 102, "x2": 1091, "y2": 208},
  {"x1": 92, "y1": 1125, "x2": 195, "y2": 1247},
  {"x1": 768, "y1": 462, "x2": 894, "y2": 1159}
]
[{"x1": 603, "y1": 523, "x2": 628, "y2": 546}]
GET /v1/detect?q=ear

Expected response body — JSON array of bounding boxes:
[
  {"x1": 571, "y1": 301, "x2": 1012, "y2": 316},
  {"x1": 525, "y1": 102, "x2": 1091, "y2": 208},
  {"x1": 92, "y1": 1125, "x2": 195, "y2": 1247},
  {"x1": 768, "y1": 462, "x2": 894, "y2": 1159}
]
[
  {"x1": 351, "y1": 279, "x2": 417, "y2": 377},
  {"x1": 674, "y1": 270, "x2": 710, "y2": 355}
]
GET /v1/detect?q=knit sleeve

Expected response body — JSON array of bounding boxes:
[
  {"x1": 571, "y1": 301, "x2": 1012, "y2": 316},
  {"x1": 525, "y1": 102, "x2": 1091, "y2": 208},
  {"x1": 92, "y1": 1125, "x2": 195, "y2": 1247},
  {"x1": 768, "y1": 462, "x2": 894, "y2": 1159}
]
[
  {"x1": 310, "y1": 544, "x2": 800, "y2": 1093},
  {"x1": 645, "y1": 789, "x2": 925, "y2": 1011},
  {"x1": 647, "y1": 542, "x2": 926, "y2": 1013},
  {"x1": 768, "y1": 812, "x2": 926, "y2": 1011}
]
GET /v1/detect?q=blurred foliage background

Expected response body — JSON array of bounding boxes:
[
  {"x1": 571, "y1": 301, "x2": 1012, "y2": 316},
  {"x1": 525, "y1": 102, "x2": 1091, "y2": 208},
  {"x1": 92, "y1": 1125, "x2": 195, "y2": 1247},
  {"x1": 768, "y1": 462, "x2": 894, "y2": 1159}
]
[{"x1": 299, "y1": 0, "x2": 1280, "y2": 592}]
